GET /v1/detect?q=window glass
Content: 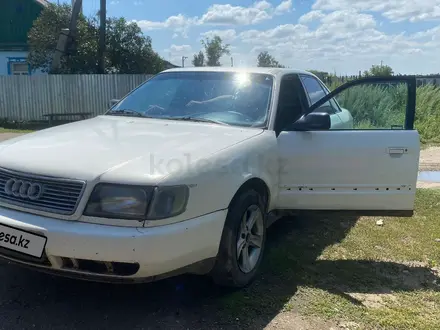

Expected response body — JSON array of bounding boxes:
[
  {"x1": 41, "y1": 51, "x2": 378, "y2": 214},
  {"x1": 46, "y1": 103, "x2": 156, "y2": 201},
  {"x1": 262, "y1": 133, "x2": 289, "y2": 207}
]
[
  {"x1": 11, "y1": 62, "x2": 29, "y2": 75},
  {"x1": 108, "y1": 71, "x2": 274, "y2": 128},
  {"x1": 275, "y1": 76, "x2": 303, "y2": 132},
  {"x1": 334, "y1": 82, "x2": 408, "y2": 130},
  {"x1": 300, "y1": 76, "x2": 339, "y2": 114}
]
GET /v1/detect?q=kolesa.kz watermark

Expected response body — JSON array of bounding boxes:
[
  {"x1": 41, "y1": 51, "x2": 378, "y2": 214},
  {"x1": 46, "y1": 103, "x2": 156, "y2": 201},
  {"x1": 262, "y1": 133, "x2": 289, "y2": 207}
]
[{"x1": 149, "y1": 153, "x2": 289, "y2": 176}]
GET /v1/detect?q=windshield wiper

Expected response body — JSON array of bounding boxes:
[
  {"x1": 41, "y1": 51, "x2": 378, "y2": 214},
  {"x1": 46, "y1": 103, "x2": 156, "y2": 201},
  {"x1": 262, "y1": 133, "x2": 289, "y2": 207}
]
[
  {"x1": 170, "y1": 116, "x2": 229, "y2": 125},
  {"x1": 107, "y1": 109, "x2": 146, "y2": 117},
  {"x1": 106, "y1": 111, "x2": 228, "y2": 125}
]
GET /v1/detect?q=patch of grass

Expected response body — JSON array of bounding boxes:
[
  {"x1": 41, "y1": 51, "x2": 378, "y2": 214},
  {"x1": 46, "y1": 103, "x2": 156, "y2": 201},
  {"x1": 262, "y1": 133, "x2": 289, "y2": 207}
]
[
  {"x1": 330, "y1": 82, "x2": 440, "y2": 146},
  {"x1": 219, "y1": 189, "x2": 440, "y2": 329},
  {"x1": 0, "y1": 128, "x2": 34, "y2": 134}
]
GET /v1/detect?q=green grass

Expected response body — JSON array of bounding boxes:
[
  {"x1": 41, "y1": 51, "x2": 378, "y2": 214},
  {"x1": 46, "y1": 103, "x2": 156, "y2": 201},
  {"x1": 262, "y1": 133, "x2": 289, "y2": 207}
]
[
  {"x1": 219, "y1": 189, "x2": 440, "y2": 329},
  {"x1": 330, "y1": 83, "x2": 440, "y2": 145},
  {"x1": 0, "y1": 128, "x2": 34, "y2": 134}
]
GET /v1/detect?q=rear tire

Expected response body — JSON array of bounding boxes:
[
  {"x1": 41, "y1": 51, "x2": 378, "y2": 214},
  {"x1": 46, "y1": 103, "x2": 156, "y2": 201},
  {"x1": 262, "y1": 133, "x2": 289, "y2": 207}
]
[{"x1": 210, "y1": 189, "x2": 267, "y2": 288}]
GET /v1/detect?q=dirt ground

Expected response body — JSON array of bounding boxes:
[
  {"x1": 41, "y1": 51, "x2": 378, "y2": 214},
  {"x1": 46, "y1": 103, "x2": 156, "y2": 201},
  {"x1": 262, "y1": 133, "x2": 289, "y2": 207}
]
[
  {"x1": 419, "y1": 146, "x2": 440, "y2": 171},
  {"x1": 417, "y1": 146, "x2": 440, "y2": 188},
  {"x1": 0, "y1": 132, "x2": 438, "y2": 330},
  {"x1": 0, "y1": 133, "x2": 25, "y2": 141}
]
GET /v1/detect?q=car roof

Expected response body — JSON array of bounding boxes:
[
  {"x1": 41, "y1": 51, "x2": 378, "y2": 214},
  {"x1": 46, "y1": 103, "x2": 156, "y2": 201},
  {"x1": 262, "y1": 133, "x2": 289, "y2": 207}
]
[{"x1": 161, "y1": 66, "x2": 314, "y2": 78}]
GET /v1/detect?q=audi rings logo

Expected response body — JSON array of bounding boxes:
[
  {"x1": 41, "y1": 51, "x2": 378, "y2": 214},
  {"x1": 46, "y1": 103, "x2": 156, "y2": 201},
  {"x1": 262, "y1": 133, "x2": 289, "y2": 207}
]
[{"x1": 4, "y1": 178, "x2": 44, "y2": 200}]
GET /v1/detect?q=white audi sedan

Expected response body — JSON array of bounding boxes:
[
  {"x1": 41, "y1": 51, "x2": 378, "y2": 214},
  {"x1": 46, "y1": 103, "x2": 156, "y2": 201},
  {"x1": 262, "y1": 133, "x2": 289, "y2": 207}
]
[{"x1": 0, "y1": 67, "x2": 419, "y2": 287}]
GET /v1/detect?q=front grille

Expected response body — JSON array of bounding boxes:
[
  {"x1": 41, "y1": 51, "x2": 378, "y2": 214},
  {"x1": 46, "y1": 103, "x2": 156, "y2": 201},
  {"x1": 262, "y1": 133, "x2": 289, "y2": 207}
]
[
  {"x1": 0, "y1": 168, "x2": 85, "y2": 215},
  {"x1": 60, "y1": 257, "x2": 139, "y2": 276}
]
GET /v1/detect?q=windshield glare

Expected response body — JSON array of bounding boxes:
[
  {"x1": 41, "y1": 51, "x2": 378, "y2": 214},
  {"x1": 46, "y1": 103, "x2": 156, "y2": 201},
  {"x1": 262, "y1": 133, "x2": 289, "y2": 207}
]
[{"x1": 106, "y1": 71, "x2": 274, "y2": 127}]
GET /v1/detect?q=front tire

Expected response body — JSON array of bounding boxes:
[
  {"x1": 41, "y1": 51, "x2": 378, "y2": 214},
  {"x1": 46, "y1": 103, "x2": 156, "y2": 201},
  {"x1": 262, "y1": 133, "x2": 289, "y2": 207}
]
[{"x1": 210, "y1": 189, "x2": 267, "y2": 288}]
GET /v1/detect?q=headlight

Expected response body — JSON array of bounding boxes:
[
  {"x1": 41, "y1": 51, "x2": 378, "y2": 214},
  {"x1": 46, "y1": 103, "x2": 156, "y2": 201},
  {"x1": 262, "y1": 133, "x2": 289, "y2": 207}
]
[
  {"x1": 84, "y1": 184, "x2": 189, "y2": 220},
  {"x1": 84, "y1": 184, "x2": 153, "y2": 220},
  {"x1": 147, "y1": 185, "x2": 189, "y2": 220}
]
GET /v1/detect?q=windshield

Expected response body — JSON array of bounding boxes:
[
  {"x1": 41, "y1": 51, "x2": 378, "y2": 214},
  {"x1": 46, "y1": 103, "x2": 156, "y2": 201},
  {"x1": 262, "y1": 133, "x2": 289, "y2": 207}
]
[{"x1": 106, "y1": 71, "x2": 274, "y2": 127}]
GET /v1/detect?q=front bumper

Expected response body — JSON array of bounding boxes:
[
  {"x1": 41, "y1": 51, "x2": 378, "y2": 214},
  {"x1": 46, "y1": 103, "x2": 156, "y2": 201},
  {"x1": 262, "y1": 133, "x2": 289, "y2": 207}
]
[{"x1": 0, "y1": 207, "x2": 227, "y2": 282}]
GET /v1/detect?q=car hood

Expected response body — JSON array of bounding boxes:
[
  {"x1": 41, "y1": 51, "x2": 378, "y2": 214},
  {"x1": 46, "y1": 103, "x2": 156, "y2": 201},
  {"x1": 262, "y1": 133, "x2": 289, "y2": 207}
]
[{"x1": 0, "y1": 116, "x2": 263, "y2": 183}]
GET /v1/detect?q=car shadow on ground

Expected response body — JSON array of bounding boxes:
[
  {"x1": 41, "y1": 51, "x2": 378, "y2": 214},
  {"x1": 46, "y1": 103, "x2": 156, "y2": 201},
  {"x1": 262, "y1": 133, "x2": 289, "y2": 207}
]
[{"x1": 0, "y1": 214, "x2": 438, "y2": 330}]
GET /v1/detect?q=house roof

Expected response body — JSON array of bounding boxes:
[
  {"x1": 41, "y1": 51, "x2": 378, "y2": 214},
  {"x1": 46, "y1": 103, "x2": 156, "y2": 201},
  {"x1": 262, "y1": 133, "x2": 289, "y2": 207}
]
[
  {"x1": 163, "y1": 60, "x2": 179, "y2": 68},
  {"x1": 35, "y1": 0, "x2": 49, "y2": 6},
  {"x1": 0, "y1": 0, "x2": 47, "y2": 51}
]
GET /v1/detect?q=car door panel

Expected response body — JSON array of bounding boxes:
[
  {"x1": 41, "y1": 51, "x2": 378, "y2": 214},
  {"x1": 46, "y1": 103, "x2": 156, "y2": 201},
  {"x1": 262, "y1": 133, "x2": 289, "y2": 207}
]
[
  {"x1": 276, "y1": 75, "x2": 419, "y2": 216},
  {"x1": 277, "y1": 129, "x2": 419, "y2": 213}
]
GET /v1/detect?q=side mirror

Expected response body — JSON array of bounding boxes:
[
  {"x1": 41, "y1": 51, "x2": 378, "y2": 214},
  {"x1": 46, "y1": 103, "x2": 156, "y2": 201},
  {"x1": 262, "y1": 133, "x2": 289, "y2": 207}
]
[
  {"x1": 109, "y1": 99, "x2": 120, "y2": 107},
  {"x1": 287, "y1": 112, "x2": 331, "y2": 131}
]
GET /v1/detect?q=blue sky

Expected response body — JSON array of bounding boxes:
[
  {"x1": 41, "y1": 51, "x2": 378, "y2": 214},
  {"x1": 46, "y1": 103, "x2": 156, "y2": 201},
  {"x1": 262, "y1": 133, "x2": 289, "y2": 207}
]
[{"x1": 58, "y1": 0, "x2": 440, "y2": 74}]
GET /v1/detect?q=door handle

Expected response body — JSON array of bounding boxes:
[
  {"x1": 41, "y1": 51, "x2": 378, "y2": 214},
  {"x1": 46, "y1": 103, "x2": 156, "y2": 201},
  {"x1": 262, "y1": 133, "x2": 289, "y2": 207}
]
[{"x1": 387, "y1": 147, "x2": 408, "y2": 155}]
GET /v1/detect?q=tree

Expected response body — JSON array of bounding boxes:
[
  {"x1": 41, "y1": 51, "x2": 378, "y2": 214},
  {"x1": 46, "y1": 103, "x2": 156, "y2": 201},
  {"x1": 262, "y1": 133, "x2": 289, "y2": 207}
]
[
  {"x1": 201, "y1": 36, "x2": 230, "y2": 66},
  {"x1": 192, "y1": 51, "x2": 205, "y2": 67},
  {"x1": 365, "y1": 64, "x2": 394, "y2": 77},
  {"x1": 104, "y1": 17, "x2": 164, "y2": 73},
  {"x1": 257, "y1": 51, "x2": 285, "y2": 68},
  {"x1": 27, "y1": 3, "x2": 164, "y2": 74}
]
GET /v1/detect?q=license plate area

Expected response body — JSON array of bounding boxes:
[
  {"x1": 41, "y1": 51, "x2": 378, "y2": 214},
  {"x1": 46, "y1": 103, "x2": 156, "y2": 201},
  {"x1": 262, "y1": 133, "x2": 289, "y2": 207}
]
[{"x1": 0, "y1": 224, "x2": 47, "y2": 258}]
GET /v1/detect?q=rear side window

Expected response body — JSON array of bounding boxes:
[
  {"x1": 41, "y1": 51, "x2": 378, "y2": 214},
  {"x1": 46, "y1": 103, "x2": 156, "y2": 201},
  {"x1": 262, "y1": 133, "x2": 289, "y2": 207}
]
[{"x1": 300, "y1": 75, "x2": 340, "y2": 114}]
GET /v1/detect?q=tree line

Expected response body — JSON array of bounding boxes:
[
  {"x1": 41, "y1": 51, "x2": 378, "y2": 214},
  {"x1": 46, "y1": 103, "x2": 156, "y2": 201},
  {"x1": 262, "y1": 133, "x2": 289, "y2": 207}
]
[
  {"x1": 29, "y1": 3, "x2": 415, "y2": 79},
  {"x1": 28, "y1": 3, "x2": 165, "y2": 74},
  {"x1": 190, "y1": 36, "x2": 286, "y2": 68}
]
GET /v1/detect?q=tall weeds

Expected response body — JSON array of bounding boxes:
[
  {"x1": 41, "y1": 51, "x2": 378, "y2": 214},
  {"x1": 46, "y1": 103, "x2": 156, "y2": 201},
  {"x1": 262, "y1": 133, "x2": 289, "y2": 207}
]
[{"x1": 329, "y1": 82, "x2": 440, "y2": 144}]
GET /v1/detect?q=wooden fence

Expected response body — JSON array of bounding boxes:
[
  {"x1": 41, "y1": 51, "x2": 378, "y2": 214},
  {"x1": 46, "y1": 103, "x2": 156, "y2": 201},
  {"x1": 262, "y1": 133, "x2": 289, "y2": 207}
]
[{"x1": 0, "y1": 74, "x2": 153, "y2": 121}]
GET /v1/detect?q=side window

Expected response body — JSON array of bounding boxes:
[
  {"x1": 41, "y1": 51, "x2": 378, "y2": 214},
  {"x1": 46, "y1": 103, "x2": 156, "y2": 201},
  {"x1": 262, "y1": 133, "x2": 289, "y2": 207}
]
[
  {"x1": 274, "y1": 76, "x2": 304, "y2": 133},
  {"x1": 318, "y1": 81, "x2": 341, "y2": 113},
  {"x1": 301, "y1": 79, "x2": 413, "y2": 130},
  {"x1": 300, "y1": 75, "x2": 339, "y2": 114}
]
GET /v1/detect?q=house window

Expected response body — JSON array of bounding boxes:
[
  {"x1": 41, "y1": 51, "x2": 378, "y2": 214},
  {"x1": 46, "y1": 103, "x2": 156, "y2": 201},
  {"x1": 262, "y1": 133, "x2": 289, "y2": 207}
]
[
  {"x1": 11, "y1": 62, "x2": 29, "y2": 75},
  {"x1": 7, "y1": 57, "x2": 31, "y2": 76}
]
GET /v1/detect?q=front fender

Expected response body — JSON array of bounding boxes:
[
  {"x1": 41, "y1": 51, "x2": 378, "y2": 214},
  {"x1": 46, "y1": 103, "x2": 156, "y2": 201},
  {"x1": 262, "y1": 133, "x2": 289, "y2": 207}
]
[{"x1": 152, "y1": 131, "x2": 279, "y2": 226}]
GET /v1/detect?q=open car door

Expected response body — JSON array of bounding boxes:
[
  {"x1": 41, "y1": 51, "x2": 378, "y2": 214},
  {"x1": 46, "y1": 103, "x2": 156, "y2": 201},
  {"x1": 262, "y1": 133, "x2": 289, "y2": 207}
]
[{"x1": 277, "y1": 76, "x2": 419, "y2": 216}]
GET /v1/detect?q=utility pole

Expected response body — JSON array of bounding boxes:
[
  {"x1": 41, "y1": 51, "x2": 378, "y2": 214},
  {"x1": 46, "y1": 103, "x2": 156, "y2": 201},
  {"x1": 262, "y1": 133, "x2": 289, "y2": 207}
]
[
  {"x1": 231, "y1": 57, "x2": 234, "y2": 67},
  {"x1": 51, "y1": 0, "x2": 83, "y2": 72},
  {"x1": 181, "y1": 56, "x2": 188, "y2": 67},
  {"x1": 71, "y1": 0, "x2": 82, "y2": 13},
  {"x1": 97, "y1": 0, "x2": 106, "y2": 74}
]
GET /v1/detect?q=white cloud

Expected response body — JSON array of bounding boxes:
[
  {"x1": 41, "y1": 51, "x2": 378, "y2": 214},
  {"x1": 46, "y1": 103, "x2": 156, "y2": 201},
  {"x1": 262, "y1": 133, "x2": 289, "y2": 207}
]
[
  {"x1": 135, "y1": 1, "x2": 293, "y2": 37},
  {"x1": 314, "y1": 9, "x2": 377, "y2": 40},
  {"x1": 275, "y1": 0, "x2": 293, "y2": 14},
  {"x1": 200, "y1": 29, "x2": 237, "y2": 42},
  {"x1": 200, "y1": 0, "x2": 291, "y2": 25},
  {"x1": 240, "y1": 24, "x2": 310, "y2": 44},
  {"x1": 313, "y1": 0, "x2": 440, "y2": 22},
  {"x1": 299, "y1": 10, "x2": 325, "y2": 23},
  {"x1": 410, "y1": 25, "x2": 440, "y2": 40},
  {"x1": 165, "y1": 44, "x2": 193, "y2": 53},
  {"x1": 234, "y1": 9, "x2": 437, "y2": 74},
  {"x1": 135, "y1": 14, "x2": 197, "y2": 38}
]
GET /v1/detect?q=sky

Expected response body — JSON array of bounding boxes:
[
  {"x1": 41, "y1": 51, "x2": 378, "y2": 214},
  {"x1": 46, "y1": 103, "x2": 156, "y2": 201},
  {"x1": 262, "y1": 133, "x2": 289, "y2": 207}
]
[{"x1": 57, "y1": 0, "x2": 440, "y2": 75}]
